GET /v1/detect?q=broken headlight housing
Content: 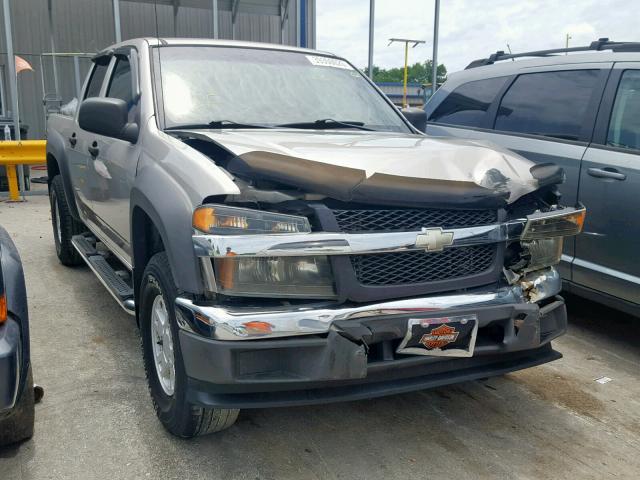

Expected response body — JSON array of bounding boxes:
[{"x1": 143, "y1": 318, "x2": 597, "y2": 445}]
[
  {"x1": 193, "y1": 204, "x2": 336, "y2": 298},
  {"x1": 513, "y1": 205, "x2": 586, "y2": 272}
]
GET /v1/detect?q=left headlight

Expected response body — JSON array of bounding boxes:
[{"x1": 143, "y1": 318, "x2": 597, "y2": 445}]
[
  {"x1": 193, "y1": 204, "x2": 311, "y2": 235},
  {"x1": 194, "y1": 204, "x2": 336, "y2": 299},
  {"x1": 214, "y1": 256, "x2": 336, "y2": 299}
]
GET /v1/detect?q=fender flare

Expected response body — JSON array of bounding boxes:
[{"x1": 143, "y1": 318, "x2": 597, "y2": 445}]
[
  {"x1": 46, "y1": 129, "x2": 81, "y2": 220},
  {"x1": 130, "y1": 161, "x2": 203, "y2": 297}
]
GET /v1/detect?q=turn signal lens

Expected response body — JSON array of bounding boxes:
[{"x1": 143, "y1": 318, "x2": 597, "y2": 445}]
[
  {"x1": 0, "y1": 294, "x2": 6, "y2": 324},
  {"x1": 522, "y1": 206, "x2": 586, "y2": 240},
  {"x1": 192, "y1": 205, "x2": 311, "y2": 235},
  {"x1": 242, "y1": 321, "x2": 273, "y2": 335}
]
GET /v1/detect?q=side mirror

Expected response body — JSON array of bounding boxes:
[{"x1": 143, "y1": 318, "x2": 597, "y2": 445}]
[
  {"x1": 401, "y1": 107, "x2": 427, "y2": 133},
  {"x1": 78, "y1": 97, "x2": 139, "y2": 143}
]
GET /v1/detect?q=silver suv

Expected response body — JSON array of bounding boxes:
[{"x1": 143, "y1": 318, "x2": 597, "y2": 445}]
[{"x1": 426, "y1": 39, "x2": 640, "y2": 315}]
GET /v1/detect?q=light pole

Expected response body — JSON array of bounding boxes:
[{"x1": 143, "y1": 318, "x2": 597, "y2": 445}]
[
  {"x1": 431, "y1": 0, "x2": 440, "y2": 97},
  {"x1": 388, "y1": 38, "x2": 425, "y2": 108},
  {"x1": 367, "y1": 0, "x2": 375, "y2": 79}
]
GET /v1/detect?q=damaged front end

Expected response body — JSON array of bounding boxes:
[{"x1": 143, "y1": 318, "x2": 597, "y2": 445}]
[{"x1": 169, "y1": 132, "x2": 584, "y2": 395}]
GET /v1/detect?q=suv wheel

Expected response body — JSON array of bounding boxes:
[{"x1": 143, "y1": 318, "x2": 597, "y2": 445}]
[
  {"x1": 49, "y1": 175, "x2": 84, "y2": 266},
  {"x1": 140, "y1": 252, "x2": 239, "y2": 437}
]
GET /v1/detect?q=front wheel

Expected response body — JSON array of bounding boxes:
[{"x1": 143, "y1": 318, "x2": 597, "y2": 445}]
[{"x1": 139, "y1": 252, "x2": 239, "y2": 437}]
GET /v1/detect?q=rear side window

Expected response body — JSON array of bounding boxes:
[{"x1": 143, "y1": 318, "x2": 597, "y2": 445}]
[
  {"x1": 84, "y1": 63, "x2": 109, "y2": 99},
  {"x1": 495, "y1": 70, "x2": 600, "y2": 141},
  {"x1": 107, "y1": 56, "x2": 133, "y2": 106},
  {"x1": 429, "y1": 77, "x2": 507, "y2": 127},
  {"x1": 607, "y1": 70, "x2": 640, "y2": 151}
]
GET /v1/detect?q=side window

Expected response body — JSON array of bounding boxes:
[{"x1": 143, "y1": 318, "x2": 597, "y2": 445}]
[
  {"x1": 607, "y1": 70, "x2": 640, "y2": 151},
  {"x1": 107, "y1": 56, "x2": 133, "y2": 107},
  {"x1": 428, "y1": 77, "x2": 508, "y2": 127},
  {"x1": 84, "y1": 63, "x2": 109, "y2": 99},
  {"x1": 495, "y1": 70, "x2": 600, "y2": 141}
]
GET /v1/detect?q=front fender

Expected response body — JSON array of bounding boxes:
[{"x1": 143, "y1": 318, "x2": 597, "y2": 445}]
[
  {"x1": 46, "y1": 128, "x2": 81, "y2": 220},
  {"x1": 130, "y1": 160, "x2": 203, "y2": 296},
  {"x1": 0, "y1": 226, "x2": 30, "y2": 397}
]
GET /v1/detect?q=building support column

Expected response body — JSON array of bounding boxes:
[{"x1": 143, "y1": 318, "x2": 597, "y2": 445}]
[
  {"x1": 212, "y1": 0, "x2": 219, "y2": 38},
  {"x1": 47, "y1": 0, "x2": 59, "y2": 94},
  {"x1": 112, "y1": 0, "x2": 122, "y2": 43},
  {"x1": 280, "y1": 0, "x2": 289, "y2": 45},
  {"x1": 231, "y1": 0, "x2": 240, "y2": 40},
  {"x1": 2, "y1": 0, "x2": 25, "y2": 197}
]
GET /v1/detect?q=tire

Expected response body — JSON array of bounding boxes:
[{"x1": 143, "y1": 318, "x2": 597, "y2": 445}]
[
  {"x1": 0, "y1": 365, "x2": 35, "y2": 446},
  {"x1": 139, "y1": 252, "x2": 239, "y2": 437},
  {"x1": 49, "y1": 175, "x2": 85, "y2": 266}
]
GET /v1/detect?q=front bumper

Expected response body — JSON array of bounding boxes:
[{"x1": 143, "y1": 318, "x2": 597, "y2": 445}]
[
  {"x1": 0, "y1": 318, "x2": 20, "y2": 413},
  {"x1": 174, "y1": 268, "x2": 567, "y2": 408}
]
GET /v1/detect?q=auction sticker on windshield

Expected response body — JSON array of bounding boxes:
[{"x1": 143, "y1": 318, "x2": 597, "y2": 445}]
[
  {"x1": 396, "y1": 315, "x2": 479, "y2": 357},
  {"x1": 306, "y1": 55, "x2": 353, "y2": 70}
]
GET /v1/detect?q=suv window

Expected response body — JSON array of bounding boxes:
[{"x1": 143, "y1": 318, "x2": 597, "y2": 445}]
[
  {"x1": 107, "y1": 56, "x2": 133, "y2": 106},
  {"x1": 429, "y1": 77, "x2": 507, "y2": 127},
  {"x1": 495, "y1": 70, "x2": 600, "y2": 141},
  {"x1": 84, "y1": 63, "x2": 109, "y2": 99},
  {"x1": 607, "y1": 70, "x2": 640, "y2": 151}
]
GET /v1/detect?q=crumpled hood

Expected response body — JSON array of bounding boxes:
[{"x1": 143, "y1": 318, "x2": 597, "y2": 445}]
[{"x1": 182, "y1": 129, "x2": 544, "y2": 207}]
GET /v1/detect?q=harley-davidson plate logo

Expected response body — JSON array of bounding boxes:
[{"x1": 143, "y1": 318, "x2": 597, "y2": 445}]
[{"x1": 419, "y1": 324, "x2": 460, "y2": 349}]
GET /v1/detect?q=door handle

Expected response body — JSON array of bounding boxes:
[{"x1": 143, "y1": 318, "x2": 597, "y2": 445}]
[
  {"x1": 69, "y1": 133, "x2": 77, "y2": 147},
  {"x1": 88, "y1": 142, "x2": 99, "y2": 158},
  {"x1": 587, "y1": 167, "x2": 626, "y2": 181}
]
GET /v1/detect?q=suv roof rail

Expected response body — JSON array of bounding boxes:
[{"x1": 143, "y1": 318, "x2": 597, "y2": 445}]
[{"x1": 465, "y1": 38, "x2": 640, "y2": 69}]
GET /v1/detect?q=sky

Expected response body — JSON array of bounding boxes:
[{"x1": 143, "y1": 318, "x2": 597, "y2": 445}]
[{"x1": 316, "y1": 0, "x2": 639, "y2": 75}]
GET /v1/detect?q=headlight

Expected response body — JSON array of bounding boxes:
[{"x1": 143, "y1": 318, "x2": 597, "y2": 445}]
[
  {"x1": 214, "y1": 256, "x2": 336, "y2": 298},
  {"x1": 521, "y1": 206, "x2": 586, "y2": 240},
  {"x1": 521, "y1": 237, "x2": 563, "y2": 272},
  {"x1": 193, "y1": 204, "x2": 311, "y2": 235}
]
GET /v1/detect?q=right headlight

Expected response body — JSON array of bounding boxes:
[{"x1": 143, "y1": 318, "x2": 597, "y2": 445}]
[
  {"x1": 214, "y1": 255, "x2": 336, "y2": 299},
  {"x1": 521, "y1": 206, "x2": 586, "y2": 240}
]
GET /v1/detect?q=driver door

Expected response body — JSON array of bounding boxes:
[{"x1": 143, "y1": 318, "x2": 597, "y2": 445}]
[{"x1": 82, "y1": 48, "x2": 141, "y2": 265}]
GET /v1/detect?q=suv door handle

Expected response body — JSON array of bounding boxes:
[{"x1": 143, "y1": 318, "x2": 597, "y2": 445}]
[
  {"x1": 587, "y1": 167, "x2": 626, "y2": 181},
  {"x1": 69, "y1": 133, "x2": 77, "y2": 147},
  {"x1": 88, "y1": 142, "x2": 99, "y2": 158}
]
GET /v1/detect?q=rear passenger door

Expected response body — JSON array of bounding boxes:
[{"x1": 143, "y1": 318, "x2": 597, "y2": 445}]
[
  {"x1": 427, "y1": 65, "x2": 611, "y2": 279},
  {"x1": 574, "y1": 65, "x2": 640, "y2": 303}
]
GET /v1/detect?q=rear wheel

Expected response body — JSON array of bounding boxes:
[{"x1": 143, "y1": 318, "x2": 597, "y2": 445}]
[
  {"x1": 0, "y1": 365, "x2": 35, "y2": 446},
  {"x1": 140, "y1": 252, "x2": 239, "y2": 437},
  {"x1": 49, "y1": 175, "x2": 84, "y2": 266}
]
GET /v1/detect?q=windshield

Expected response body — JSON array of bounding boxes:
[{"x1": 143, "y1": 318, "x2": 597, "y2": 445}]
[{"x1": 156, "y1": 46, "x2": 410, "y2": 132}]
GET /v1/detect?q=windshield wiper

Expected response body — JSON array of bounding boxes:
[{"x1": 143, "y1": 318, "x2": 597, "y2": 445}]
[
  {"x1": 276, "y1": 118, "x2": 376, "y2": 131},
  {"x1": 165, "y1": 120, "x2": 275, "y2": 130}
]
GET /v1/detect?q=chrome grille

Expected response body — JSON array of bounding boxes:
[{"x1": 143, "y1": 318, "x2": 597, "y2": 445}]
[
  {"x1": 331, "y1": 208, "x2": 497, "y2": 232},
  {"x1": 350, "y1": 245, "x2": 497, "y2": 286}
]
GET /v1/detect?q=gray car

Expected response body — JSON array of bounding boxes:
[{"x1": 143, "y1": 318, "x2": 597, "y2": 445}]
[{"x1": 426, "y1": 38, "x2": 640, "y2": 316}]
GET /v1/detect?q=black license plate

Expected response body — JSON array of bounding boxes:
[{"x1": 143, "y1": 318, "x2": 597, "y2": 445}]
[{"x1": 396, "y1": 314, "x2": 479, "y2": 357}]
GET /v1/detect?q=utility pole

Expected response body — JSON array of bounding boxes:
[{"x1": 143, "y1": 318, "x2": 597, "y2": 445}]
[
  {"x1": 388, "y1": 38, "x2": 425, "y2": 108},
  {"x1": 565, "y1": 33, "x2": 572, "y2": 53},
  {"x1": 431, "y1": 0, "x2": 440, "y2": 97},
  {"x1": 367, "y1": 0, "x2": 375, "y2": 79}
]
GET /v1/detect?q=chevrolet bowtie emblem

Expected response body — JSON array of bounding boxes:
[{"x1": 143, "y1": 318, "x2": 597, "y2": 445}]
[{"x1": 415, "y1": 228, "x2": 455, "y2": 252}]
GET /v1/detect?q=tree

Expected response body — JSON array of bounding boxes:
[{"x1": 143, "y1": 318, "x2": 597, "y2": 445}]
[{"x1": 363, "y1": 61, "x2": 447, "y2": 85}]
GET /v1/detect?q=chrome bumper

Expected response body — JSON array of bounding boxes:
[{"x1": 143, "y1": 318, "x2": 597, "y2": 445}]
[{"x1": 175, "y1": 267, "x2": 561, "y2": 341}]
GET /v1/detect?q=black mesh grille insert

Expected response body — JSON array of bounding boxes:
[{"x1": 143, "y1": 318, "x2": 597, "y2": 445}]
[
  {"x1": 350, "y1": 245, "x2": 497, "y2": 286},
  {"x1": 331, "y1": 208, "x2": 497, "y2": 232}
]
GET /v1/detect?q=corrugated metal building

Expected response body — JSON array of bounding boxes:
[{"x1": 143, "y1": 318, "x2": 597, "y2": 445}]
[{"x1": 0, "y1": 0, "x2": 316, "y2": 139}]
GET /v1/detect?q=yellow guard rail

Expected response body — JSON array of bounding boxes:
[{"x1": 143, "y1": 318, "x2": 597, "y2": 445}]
[{"x1": 0, "y1": 140, "x2": 46, "y2": 201}]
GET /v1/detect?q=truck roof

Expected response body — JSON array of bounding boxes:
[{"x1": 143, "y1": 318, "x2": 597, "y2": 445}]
[{"x1": 97, "y1": 37, "x2": 336, "y2": 58}]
